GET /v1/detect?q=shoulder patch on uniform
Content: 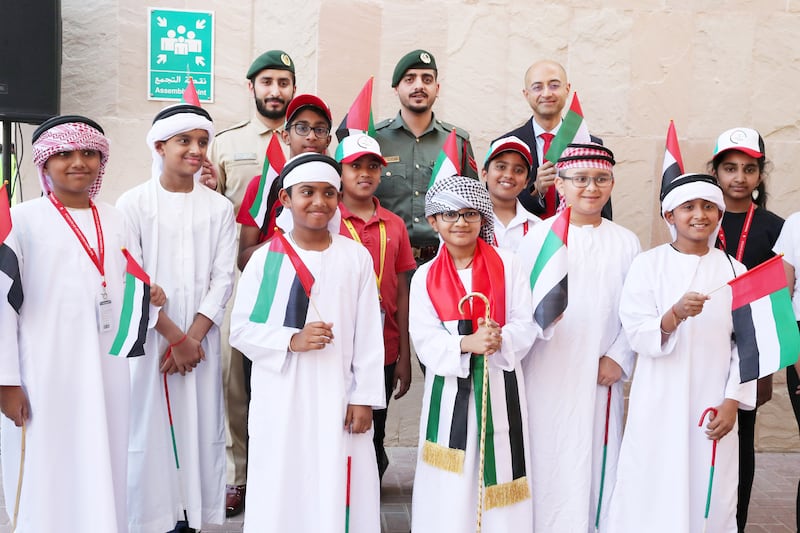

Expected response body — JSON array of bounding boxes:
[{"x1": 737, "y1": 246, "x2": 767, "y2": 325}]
[
  {"x1": 216, "y1": 120, "x2": 250, "y2": 135},
  {"x1": 439, "y1": 120, "x2": 471, "y2": 140}
]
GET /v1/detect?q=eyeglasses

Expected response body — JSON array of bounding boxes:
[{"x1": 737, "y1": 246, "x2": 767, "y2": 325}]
[
  {"x1": 558, "y1": 174, "x2": 614, "y2": 188},
  {"x1": 289, "y1": 123, "x2": 330, "y2": 138},
  {"x1": 438, "y1": 210, "x2": 482, "y2": 223}
]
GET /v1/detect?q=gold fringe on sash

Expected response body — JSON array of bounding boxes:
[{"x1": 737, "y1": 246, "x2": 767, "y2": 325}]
[
  {"x1": 484, "y1": 476, "x2": 531, "y2": 510},
  {"x1": 422, "y1": 440, "x2": 465, "y2": 474}
]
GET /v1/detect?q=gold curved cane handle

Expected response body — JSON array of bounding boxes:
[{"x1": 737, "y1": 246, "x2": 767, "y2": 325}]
[{"x1": 458, "y1": 291, "x2": 491, "y2": 322}]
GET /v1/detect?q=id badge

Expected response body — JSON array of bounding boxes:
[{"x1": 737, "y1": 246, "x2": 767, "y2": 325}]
[
  {"x1": 380, "y1": 308, "x2": 386, "y2": 329},
  {"x1": 97, "y1": 296, "x2": 114, "y2": 332}
]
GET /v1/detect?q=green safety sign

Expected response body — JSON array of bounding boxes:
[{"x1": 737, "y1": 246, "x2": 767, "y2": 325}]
[{"x1": 148, "y1": 8, "x2": 214, "y2": 102}]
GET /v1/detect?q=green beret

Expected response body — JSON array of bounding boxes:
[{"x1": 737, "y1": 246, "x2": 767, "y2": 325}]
[
  {"x1": 391, "y1": 49, "x2": 437, "y2": 87},
  {"x1": 246, "y1": 50, "x2": 295, "y2": 80}
]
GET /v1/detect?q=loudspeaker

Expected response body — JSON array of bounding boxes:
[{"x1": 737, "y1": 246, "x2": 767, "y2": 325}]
[{"x1": 0, "y1": 0, "x2": 62, "y2": 124}]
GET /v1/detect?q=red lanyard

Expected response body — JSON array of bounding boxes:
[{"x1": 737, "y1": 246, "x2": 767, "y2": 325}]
[
  {"x1": 48, "y1": 193, "x2": 106, "y2": 289},
  {"x1": 718, "y1": 202, "x2": 755, "y2": 262}
]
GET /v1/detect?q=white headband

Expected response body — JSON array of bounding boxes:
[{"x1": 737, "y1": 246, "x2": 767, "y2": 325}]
[
  {"x1": 146, "y1": 112, "x2": 215, "y2": 181},
  {"x1": 281, "y1": 160, "x2": 341, "y2": 190},
  {"x1": 661, "y1": 181, "x2": 725, "y2": 246}
]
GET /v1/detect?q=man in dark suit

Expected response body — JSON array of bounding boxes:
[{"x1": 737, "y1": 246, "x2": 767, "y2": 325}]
[{"x1": 497, "y1": 59, "x2": 612, "y2": 219}]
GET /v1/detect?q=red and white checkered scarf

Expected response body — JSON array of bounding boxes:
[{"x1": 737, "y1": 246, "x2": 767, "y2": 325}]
[{"x1": 32, "y1": 121, "x2": 110, "y2": 199}]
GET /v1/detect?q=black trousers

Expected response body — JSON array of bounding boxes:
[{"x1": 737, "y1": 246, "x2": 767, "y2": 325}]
[
  {"x1": 737, "y1": 407, "x2": 758, "y2": 532},
  {"x1": 373, "y1": 362, "x2": 396, "y2": 480}
]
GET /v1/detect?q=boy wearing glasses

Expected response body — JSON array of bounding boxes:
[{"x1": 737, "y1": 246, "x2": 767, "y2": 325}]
[
  {"x1": 409, "y1": 175, "x2": 535, "y2": 532},
  {"x1": 517, "y1": 143, "x2": 640, "y2": 531},
  {"x1": 237, "y1": 94, "x2": 333, "y2": 268}
]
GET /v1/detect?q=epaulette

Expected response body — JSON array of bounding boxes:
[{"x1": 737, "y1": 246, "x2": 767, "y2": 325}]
[
  {"x1": 216, "y1": 120, "x2": 250, "y2": 136},
  {"x1": 374, "y1": 117, "x2": 393, "y2": 130},
  {"x1": 437, "y1": 119, "x2": 471, "y2": 140}
]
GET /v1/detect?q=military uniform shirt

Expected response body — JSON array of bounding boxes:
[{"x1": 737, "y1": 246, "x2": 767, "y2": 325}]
[
  {"x1": 374, "y1": 111, "x2": 477, "y2": 247},
  {"x1": 209, "y1": 114, "x2": 288, "y2": 215}
]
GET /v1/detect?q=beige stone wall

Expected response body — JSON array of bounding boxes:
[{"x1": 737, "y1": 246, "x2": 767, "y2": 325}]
[{"x1": 11, "y1": 0, "x2": 800, "y2": 449}]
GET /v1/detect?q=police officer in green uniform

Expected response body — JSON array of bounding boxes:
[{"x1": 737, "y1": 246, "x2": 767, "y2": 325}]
[
  {"x1": 207, "y1": 49, "x2": 296, "y2": 519},
  {"x1": 375, "y1": 49, "x2": 478, "y2": 264},
  {"x1": 210, "y1": 50, "x2": 295, "y2": 214}
]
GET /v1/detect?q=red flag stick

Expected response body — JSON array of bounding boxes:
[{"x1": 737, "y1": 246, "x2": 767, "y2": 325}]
[
  {"x1": 698, "y1": 407, "x2": 719, "y2": 533},
  {"x1": 594, "y1": 385, "x2": 612, "y2": 531}
]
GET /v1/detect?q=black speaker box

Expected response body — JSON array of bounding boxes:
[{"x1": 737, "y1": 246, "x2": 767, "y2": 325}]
[{"x1": 0, "y1": 0, "x2": 62, "y2": 124}]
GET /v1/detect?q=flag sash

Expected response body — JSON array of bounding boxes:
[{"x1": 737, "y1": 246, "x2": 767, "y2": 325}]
[
  {"x1": 422, "y1": 323, "x2": 530, "y2": 509},
  {"x1": 422, "y1": 245, "x2": 529, "y2": 508}
]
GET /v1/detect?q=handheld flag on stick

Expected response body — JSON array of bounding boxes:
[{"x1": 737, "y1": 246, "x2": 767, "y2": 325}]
[
  {"x1": 698, "y1": 407, "x2": 718, "y2": 533},
  {"x1": 182, "y1": 77, "x2": 201, "y2": 106},
  {"x1": 248, "y1": 135, "x2": 287, "y2": 229},
  {"x1": 429, "y1": 129, "x2": 460, "y2": 188},
  {"x1": 249, "y1": 229, "x2": 320, "y2": 327},
  {"x1": 661, "y1": 120, "x2": 685, "y2": 196},
  {"x1": 544, "y1": 93, "x2": 591, "y2": 163},
  {"x1": 728, "y1": 254, "x2": 800, "y2": 382},
  {"x1": 110, "y1": 248, "x2": 151, "y2": 357},
  {"x1": 529, "y1": 206, "x2": 570, "y2": 330},
  {"x1": 0, "y1": 182, "x2": 23, "y2": 313},
  {"x1": 594, "y1": 385, "x2": 612, "y2": 531},
  {"x1": 335, "y1": 77, "x2": 376, "y2": 141}
]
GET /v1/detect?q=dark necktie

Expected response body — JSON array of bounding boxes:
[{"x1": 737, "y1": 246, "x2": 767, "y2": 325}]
[{"x1": 540, "y1": 132, "x2": 556, "y2": 218}]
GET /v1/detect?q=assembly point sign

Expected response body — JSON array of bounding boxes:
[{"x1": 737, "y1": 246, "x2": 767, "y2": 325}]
[{"x1": 148, "y1": 8, "x2": 214, "y2": 103}]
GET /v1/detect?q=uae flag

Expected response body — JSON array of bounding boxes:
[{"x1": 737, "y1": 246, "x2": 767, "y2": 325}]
[
  {"x1": 661, "y1": 120, "x2": 684, "y2": 195},
  {"x1": 249, "y1": 230, "x2": 315, "y2": 328},
  {"x1": 182, "y1": 77, "x2": 201, "y2": 106},
  {"x1": 109, "y1": 248, "x2": 151, "y2": 357},
  {"x1": 335, "y1": 77, "x2": 376, "y2": 141},
  {"x1": 1, "y1": 186, "x2": 22, "y2": 314},
  {"x1": 528, "y1": 206, "x2": 570, "y2": 329},
  {"x1": 249, "y1": 134, "x2": 287, "y2": 229},
  {"x1": 429, "y1": 129, "x2": 461, "y2": 188},
  {"x1": 544, "y1": 92, "x2": 591, "y2": 163},
  {"x1": 729, "y1": 254, "x2": 800, "y2": 382}
]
